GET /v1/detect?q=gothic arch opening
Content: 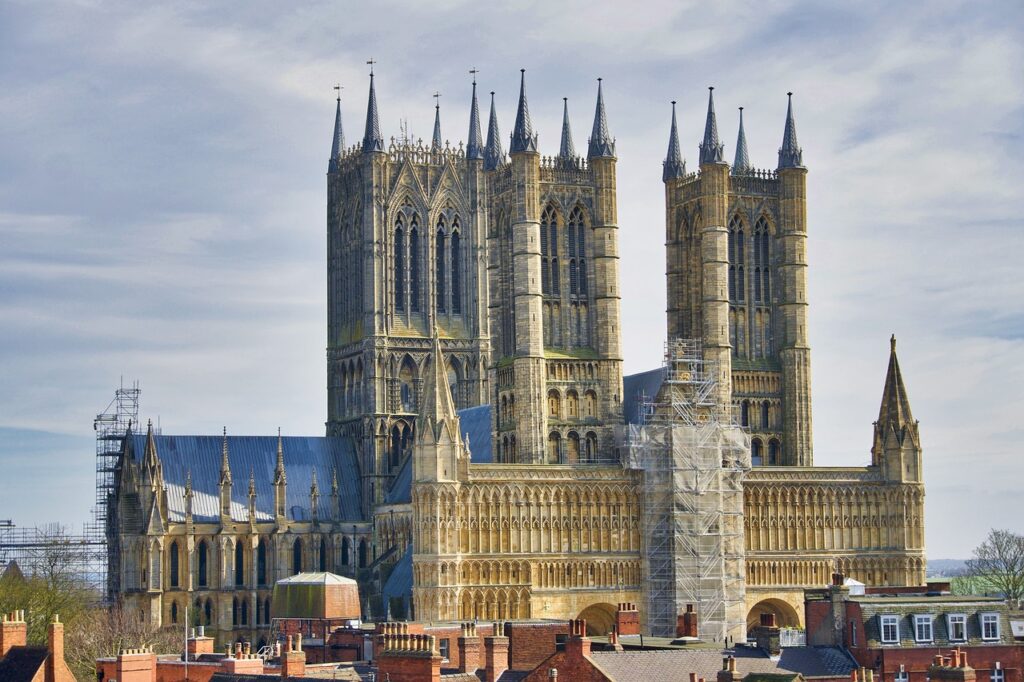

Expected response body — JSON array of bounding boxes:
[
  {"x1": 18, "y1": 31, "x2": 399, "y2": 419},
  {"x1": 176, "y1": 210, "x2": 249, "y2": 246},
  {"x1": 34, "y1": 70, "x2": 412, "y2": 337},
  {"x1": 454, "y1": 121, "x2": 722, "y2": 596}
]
[
  {"x1": 577, "y1": 603, "x2": 617, "y2": 636},
  {"x1": 747, "y1": 598, "x2": 801, "y2": 634}
]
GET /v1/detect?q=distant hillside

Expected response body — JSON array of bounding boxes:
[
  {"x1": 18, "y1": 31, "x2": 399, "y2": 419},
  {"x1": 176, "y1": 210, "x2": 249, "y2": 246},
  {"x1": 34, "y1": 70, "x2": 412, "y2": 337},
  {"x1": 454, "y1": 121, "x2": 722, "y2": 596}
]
[{"x1": 928, "y1": 559, "x2": 968, "y2": 577}]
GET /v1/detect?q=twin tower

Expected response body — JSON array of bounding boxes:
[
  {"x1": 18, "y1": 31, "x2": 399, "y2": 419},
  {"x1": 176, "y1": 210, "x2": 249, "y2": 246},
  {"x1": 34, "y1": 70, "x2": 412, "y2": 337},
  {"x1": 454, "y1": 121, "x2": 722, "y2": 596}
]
[{"x1": 326, "y1": 69, "x2": 810, "y2": 514}]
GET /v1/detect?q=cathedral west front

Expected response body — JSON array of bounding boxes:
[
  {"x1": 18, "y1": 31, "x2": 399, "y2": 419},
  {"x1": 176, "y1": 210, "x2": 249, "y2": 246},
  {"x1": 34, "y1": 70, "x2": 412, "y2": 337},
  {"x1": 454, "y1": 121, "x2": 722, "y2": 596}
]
[{"x1": 110, "y1": 66, "x2": 925, "y2": 645}]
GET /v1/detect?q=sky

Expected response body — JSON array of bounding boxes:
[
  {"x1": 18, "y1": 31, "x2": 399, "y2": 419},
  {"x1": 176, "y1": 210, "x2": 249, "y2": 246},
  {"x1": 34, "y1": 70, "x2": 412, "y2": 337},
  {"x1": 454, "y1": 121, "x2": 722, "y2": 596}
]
[{"x1": 1, "y1": 0, "x2": 1022, "y2": 560}]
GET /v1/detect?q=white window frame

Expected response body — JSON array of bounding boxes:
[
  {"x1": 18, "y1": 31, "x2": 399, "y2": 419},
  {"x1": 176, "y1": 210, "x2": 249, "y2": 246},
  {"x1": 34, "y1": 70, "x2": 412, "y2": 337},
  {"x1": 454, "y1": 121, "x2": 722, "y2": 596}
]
[
  {"x1": 895, "y1": 668, "x2": 909, "y2": 682},
  {"x1": 880, "y1": 614, "x2": 900, "y2": 644},
  {"x1": 914, "y1": 614, "x2": 934, "y2": 643},
  {"x1": 981, "y1": 612, "x2": 1001, "y2": 641},
  {"x1": 947, "y1": 613, "x2": 967, "y2": 642},
  {"x1": 438, "y1": 637, "x2": 450, "y2": 662},
  {"x1": 992, "y1": 664, "x2": 1004, "y2": 682}
]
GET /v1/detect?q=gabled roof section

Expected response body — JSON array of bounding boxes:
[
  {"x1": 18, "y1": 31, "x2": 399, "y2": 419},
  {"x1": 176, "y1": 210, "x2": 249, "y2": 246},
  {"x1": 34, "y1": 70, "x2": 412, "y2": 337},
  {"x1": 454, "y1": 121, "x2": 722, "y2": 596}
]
[
  {"x1": 623, "y1": 367, "x2": 668, "y2": 424},
  {"x1": 125, "y1": 434, "x2": 362, "y2": 523},
  {"x1": 0, "y1": 647, "x2": 48, "y2": 682},
  {"x1": 417, "y1": 333, "x2": 460, "y2": 442}
]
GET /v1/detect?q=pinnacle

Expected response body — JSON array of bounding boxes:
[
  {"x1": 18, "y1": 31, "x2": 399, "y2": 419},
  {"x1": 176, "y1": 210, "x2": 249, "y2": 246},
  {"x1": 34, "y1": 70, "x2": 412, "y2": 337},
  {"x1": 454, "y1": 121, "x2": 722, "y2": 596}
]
[
  {"x1": 732, "y1": 107, "x2": 751, "y2": 174},
  {"x1": 588, "y1": 78, "x2": 615, "y2": 159},
  {"x1": 467, "y1": 79, "x2": 484, "y2": 160},
  {"x1": 362, "y1": 72, "x2": 384, "y2": 153},
  {"x1": 510, "y1": 69, "x2": 538, "y2": 154},
  {"x1": 663, "y1": 100, "x2": 686, "y2": 181},
  {"x1": 778, "y1": 92, "x2": 804, "y2": 169},
  {"x1": 699, "y1": 86, "x2": 725, "y2": 165},
  {"x1": 559, "y1": 98, "x2": 576, "y2": 161},
  {"x1": 484, "y1": 91, "x2": 505, "y2": 170}
]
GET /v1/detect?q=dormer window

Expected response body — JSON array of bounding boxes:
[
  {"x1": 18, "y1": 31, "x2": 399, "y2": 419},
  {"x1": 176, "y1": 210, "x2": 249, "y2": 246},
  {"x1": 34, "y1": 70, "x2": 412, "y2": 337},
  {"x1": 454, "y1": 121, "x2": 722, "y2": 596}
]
[
  {"x1": 880, "y1": 614, "x2": 900, "y2": 644},
  {"x1": 914, "y1": 614, "x2": 934, "y2": 643},
  {"x1": 948, "y1": 614, "x2": 967, "y2": 642},
  {"x1": 981, "y1": 613, "x2": 1001, "y2": 641}
]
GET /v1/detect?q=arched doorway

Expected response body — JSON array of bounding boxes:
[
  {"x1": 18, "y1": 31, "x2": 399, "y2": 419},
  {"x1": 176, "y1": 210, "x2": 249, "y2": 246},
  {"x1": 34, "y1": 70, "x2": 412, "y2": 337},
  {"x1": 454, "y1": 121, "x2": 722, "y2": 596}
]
[
  {"x1": 746, "y1": 598, "x2": 801, "y2": 634},
  {"x1": 577, "y1": 603, "x2": 617, "y2": 636}
]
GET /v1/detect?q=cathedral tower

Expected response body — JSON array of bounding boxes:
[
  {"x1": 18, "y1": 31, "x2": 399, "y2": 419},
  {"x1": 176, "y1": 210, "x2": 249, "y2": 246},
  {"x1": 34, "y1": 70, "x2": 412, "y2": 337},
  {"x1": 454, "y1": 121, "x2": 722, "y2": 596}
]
[
  {"x1": 665, "y1": 90, "x2": 812, "y2": 466},
  {"x1": 327, "y1": 69, "x2": 491, "y2": 513}
]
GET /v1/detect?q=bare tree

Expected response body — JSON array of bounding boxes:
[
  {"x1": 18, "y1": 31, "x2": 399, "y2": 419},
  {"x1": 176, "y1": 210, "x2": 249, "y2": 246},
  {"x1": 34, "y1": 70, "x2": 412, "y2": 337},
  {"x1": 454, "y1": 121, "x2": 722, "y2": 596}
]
[
  {"x1": 65, "y1": 606, "x2": 184, "y2": 681},
  {"x1": 966, "y1": 529, "x2": 1024, "y2": 607}
]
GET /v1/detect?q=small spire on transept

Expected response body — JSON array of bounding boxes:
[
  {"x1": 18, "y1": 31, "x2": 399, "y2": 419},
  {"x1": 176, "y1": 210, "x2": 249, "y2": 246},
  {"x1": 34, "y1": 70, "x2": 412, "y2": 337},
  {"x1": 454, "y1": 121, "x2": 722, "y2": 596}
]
[
  {"x1": 663, "y1": 101, "x2": 686, "y2": 181},
  {"x1": 699, "y1": 86, "x2": 725, "y2": 165},
  {"x1": 311, "y1": 469, "x2": 319, "y2": 497},
  {"x1": 484, "y1": 91, "x2": 505, "y2": 170},
  {"x1": 184, "y1": 469, "x2": 192, "y2": 498},
  {"x1": 274, "y1": 427, "x2": 286, "y2": 485},
  {"x1": 431, "y1": 92, "x2": 442, "y2": 150},
  {"x1": 331, "y1": 466, "x2": 339, "y2": 496},
  {"x1": 219, "y1": 426, "x2": 232, "y2": 486},
  {"x1": 248, "y1": 468, "x2": 256, "y2": 499},
  {"x1": 329, "y1": 84, "x2": 345, "y2": 172},
  {"x1": 588, "y1": 78, "x2": 615, "y2": 159},
  {"x1": 732, "y1": 107, "x2": 751, "y2": 174},
  {"x1": 510, "y1": 69, "x2": 537, "y2": 154},
  {"x1": 362, "y1": 60, "x2": 384, "y2": 153},
  {"x1": 466, "y1": 70, "x2": 484, "y2": 161},
  {"x1": 777, "y1": 92, "x2": 804, "y2": 169},
  {"x1": 877, "y1": 334, "x2": 915, "y2": 430},
  {"x1": 559, "y1": 98, "x2": 576, "y2": 161}
]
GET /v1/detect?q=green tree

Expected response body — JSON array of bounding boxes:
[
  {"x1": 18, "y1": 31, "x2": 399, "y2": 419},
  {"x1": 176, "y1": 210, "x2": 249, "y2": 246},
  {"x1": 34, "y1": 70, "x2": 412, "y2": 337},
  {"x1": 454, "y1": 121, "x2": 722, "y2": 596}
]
[{"x1": 966, "y1": 529, "x2": 1024, "y2": 607}]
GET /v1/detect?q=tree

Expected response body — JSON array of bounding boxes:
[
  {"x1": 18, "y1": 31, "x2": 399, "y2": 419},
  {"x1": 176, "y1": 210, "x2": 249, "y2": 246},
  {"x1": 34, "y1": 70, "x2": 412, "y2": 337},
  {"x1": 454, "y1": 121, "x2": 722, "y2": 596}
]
[
  {"x1": 966, "y1": 529, "x2": 1024, "y2": 606},
  {"x1": 64, "y1": 606, "x2": 184, "y2": 681}
]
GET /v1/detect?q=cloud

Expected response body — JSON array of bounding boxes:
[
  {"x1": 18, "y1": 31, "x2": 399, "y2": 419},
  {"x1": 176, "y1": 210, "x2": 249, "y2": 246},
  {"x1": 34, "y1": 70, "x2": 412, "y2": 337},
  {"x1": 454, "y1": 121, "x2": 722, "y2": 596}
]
[{"x1": 0, "y1": 0, "x2": 1021, "y2": 557}]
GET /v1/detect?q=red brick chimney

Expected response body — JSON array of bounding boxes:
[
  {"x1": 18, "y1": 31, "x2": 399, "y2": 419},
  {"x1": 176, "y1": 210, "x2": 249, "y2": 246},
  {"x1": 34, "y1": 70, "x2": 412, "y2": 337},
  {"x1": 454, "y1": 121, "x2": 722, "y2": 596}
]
[
  {"x1": 718, "y1": 655, "x2": 738, "y2": 682},
  {"x1": 677, "y1": 604, "x2": 698, "y2": 638},
  {"x1": 565, "y1": 619, "x2": 592, "y2": 660},
  {"x1": 1, "y1": 610, "x2": 27, "y2": 658},
  {"x1": 375, "y1": 625, "x2": 442, "y2": 682},
  {"x1": 221, "y1": 644, "x2": 265, "y2": 676},
  {"x1": 457, "y1": 622, "x2": 481, "y2": 674},
  {"x1": 114, "y1": 647, "x2": 156, "y2": 682},
  {"x1": 186, "y1": 626, "x2": 214, "y2": 659},
  {"x1": 616, "y1": 602, "x2": 640, "y2": 636},
  {"x1": 281, "y1": 633, "x2": 306, "y2": 678},
  {"x1": 46, "y1": 615, "x2": 75, "y2": 682},
  {"x1": 483, "y1": 624, "x2": 509, "y2": 682}
]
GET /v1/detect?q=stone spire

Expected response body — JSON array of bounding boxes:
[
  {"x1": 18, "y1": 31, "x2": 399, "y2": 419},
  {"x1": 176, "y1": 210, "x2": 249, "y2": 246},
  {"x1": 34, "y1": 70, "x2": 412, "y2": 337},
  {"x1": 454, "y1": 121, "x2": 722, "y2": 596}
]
[
  {"x1": 699, "y1": 86, "x2": 725, "y2": 165},
  {"x1": 248, "y1": 468, "x2": 257, "y2": 529},
  {"x1": 219, "y1": 427, "x2": 232, "y2": 486},
  {"x1": 777, "y1": 92, "x2": 804, "y2": 169},
  {"x1": 431, "y1": 95, "x2": 442, "y2": 150},
  {"x1": 509, "y1": 69, "x2": 537, "y2": 154},
  {"x1": 732, "y1": 107, "x2": 751, "y2": 174},
  {"x1": 877, "y1": 335, "x2": 915, "y2": 431},
  {"x1": 419, "y1": 331, "x2": 459, "y2": 434},
  {"x1": 310, "y1": 469, "x2": 320, "y2": 522},
  {"x1": 484, "y1": 91, "x2": 505, "y2": 170},
  {"x1": 142, "y1": 419, "x2": 161, "y2": 484},
  {"x1": 466, "y1": 75, "x2": 484, "y2": 160},
  {"x1": 559, "y1": 98, "x2": 577, "y2": 160},
  {"x1": 663, "y1": 100, "x2": 686, "y2": 181},
  {"x1": 362, "y1": 68, "x2": 384, "y2": 153},
  {"x1": 184, "y1": 469, "x2": 193, "y2": 523},
  {"x1": 328, "y1": 88, "x2": 345, "y2": 172},
  {"x1": 274, "y1": 427, "x2": 286, "y2": 485},
  {"x1": 587, "y1": 78, "x2": 615, "y2": 158}
]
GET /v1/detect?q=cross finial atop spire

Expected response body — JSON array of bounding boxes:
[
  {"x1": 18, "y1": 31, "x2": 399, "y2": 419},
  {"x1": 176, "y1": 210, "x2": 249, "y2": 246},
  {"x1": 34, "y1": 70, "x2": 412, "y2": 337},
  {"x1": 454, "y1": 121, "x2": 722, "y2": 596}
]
[
  {"x1": 588, "y1": 77, "x2": 615, "y2": 159},
  {"x1": 484, "y1": 91, "x2": 505, "y2": 170},
  {"x1": 732, "y1": 106, "x2": 751, "y2": 174},
  {"x1": 559, "y1": 97, "x2": 576, "y2": 162},
  {"x1": 467, "y1": 73, "x2": 484, "y2": 160},
  {"x1": 663, "y1": 100, "x2": 686, "y2": 181},
  {"x1": 362, "y1": 63, "x2": 383, "y2": 153},
  {"x1": 431, "y1": 92, "x2": 442, "y2": 150},
  {"x1": 778, "y1": 91, "x2": 804, "y2": 169},
  {"x1": 699, "y1": 86, "x2": 725, "y2": 165},
  {"x1": 510, "y1": 69, "x2": 537, "y2": 154},
  {"x1": 329, "y1": 84, "x2": 346, "y2": 172},
  {"x1": 219, "y1": 427, "x2": 231, "y2": 485},
  {"x1": 366, "y1": 58, "x2": 376, "y2": 76}
]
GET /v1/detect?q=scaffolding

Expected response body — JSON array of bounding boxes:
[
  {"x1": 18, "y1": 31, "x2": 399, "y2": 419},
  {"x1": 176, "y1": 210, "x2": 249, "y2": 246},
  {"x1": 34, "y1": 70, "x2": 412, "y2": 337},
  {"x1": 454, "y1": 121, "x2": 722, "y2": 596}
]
[{"x1": 623, "y1": 339, "x2": 751, "y2": 641}]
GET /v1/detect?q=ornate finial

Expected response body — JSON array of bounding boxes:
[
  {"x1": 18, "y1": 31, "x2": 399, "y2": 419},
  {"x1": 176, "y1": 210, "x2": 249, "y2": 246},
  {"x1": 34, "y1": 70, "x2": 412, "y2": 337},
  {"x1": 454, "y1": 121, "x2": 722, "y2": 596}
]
[
  {"x1": 334, "y1": 83, "x2": 342, "y2": 103},
  {"x1": 431, "y1": 92, "x2": 443, "y2": 150},
  {"x1": 366, "y1": 58, "x2": 376, "y2": 76},
  {"x1": 467, "y1": 74, "x2": 484, "y2": 160},
  {"x1": 890, "y1": 334, "x2": 897, "y2": 353},
  {"x1": 362, "y1": 63, "x2": 383, "y2": 153},
  {"x1": 184, "y1": 469, "x2": 192, "y2": 496},
  {"x1": 249, "y1": 468, "x2": 256, "y2": 497},
  {"x1": 469, "y1": 68, "x2": 478, "y2": 84},
  {"x1": 331, "y1": 466, "x2": 339, "y2": 495},
  {"x1": 329, "y1": 84, "x2": 346, "y2": 171}
]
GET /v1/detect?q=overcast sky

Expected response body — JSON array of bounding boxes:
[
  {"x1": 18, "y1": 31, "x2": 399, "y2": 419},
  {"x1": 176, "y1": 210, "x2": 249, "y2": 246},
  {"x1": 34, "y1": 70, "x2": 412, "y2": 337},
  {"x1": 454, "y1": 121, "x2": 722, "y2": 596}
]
[{"x1": 1, "y1": 1, "x2": 1021, "y2": 559}]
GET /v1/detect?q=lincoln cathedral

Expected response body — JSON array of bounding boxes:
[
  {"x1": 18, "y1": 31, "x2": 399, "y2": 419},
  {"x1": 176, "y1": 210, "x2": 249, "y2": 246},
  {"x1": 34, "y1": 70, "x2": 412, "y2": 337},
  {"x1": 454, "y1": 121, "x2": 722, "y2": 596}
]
[{"x1": 110, "y1": 66, "x2": 926, "y2": 645}]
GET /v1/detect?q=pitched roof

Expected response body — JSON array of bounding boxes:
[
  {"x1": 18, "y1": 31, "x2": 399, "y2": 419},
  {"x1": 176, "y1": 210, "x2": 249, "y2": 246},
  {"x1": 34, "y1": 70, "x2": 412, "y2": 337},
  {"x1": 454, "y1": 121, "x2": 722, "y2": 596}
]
[
  {"x1": 276, "y1": 571, "x2": 357, "y2": 586},
  {"x1": 0, "y1": 646, "x2": 48, "y2": 682},
  {"x1": 125, "y1": 434, "x2": 362, "y2": 523},
  {"x1": 622, "y1": 367, "x2": 667, "y2": 424},
  {"x1": 588, "y1": 646, "x2": 855, "y2": 681}
]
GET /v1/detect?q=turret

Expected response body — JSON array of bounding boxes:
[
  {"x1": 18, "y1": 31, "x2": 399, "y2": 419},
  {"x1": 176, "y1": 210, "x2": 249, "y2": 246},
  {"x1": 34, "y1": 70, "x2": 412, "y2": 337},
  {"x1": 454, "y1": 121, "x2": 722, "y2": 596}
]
[
  {"x1": 558, "y1": 98, "x2": 577, "y2": 164},
  {"x1": 328, "y1": 88, "x2": 345, "y2": 172},
  {"x1": 775, "y1": 92, "x2": 813, "y2": 465},
  {"x1": 484, "y1": 91, "x2": 505, "y2": 170},
  {"x1": 697, "y1": 86, "x2": 733, "y2": 411},
  {"x1": 218, "y1": 427, "x2": 232, "y2": 526},
  {"x1": 413, "y1": 332, "x2": 469, "y2": 482},
  {"x1": 872, "y1": 335, "x2": 922, "y2": 483},
  {"x1": 273, "y1": 428, "x2": 287, "y2": 528},
  {"x1": 663, "y1": 101, "x2": 686, "y2": 181},
  {"x1": 362, "y1": 68, "x2": 384, "y2": 153},
  {"x1": 732, "y1": 107, "x2": 750, "y2": 174}
]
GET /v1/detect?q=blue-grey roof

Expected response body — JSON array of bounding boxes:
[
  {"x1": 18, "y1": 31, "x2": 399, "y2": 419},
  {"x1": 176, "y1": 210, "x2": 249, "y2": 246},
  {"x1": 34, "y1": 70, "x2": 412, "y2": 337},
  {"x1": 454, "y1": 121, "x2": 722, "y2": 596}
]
[
  {"x1": 622, "y1": 367, "x2": 666, "y2": 425},
  {"x1": 460, "y1": 404, "x2": 493, "y2": 463},
  {"x1": 381, "y1": 544, "x2": 413, "y2": 608},
  {"x1": 127, "y1": 434, "x2": 362, "y2": 524},
  {"x1": 384, "y1": 455, "x2": 412, "y2": 505}
]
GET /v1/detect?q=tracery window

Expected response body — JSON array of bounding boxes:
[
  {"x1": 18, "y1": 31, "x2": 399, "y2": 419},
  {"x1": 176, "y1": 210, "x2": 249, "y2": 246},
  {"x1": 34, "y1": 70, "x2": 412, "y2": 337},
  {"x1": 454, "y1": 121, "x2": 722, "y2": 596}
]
[
  {"x1": 197, "y1": 541, "x2": 208, "y2": 587},
  {"x1": 292, "y1": 538, "x2": 302, "y2": 575},
  {"x1": 436, "y1": 218, "x2": 447, "y2": 312},
  {"x1": 451, "y1": 226, "x2": 462, "y2": 314},
  {"x1": 169, "y1": 541, "x2": 179, "y2": 588},
  {"x1": 257, "y1": 539, "x2": 267, "y2": 585},
  {"x1": 410, "y1": 221, "x2": 421, "y2": 312},
  {"x1": 569, "y1": 207, "x2": 586, "y2": 296},
  {"x1": 542, "y1": 206, "x2": 558, "y2": 295},
  {"x1": 234, "y1": 541, "x2": 244, "y2": 586},
  {"x1": 395, "y1": 219, "x2": 405, "y2": 311}
]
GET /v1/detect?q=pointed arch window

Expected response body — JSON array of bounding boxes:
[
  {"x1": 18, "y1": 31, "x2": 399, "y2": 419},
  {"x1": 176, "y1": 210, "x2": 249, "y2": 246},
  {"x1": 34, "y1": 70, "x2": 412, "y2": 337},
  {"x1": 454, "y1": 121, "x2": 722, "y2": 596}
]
[
  {"x1": 342, "y1": 537, "x2": 351, "y2": 566},
  {"x1": 569, "y1": 207, "x2": 586, "y2": 296},
  {"x1": 257, "y1": 539, "x2": 267, "y2": 586},
  {"x1": 394, "y1": 220, "x2": 406, "y2": 311},
  {"x1": 542, "y1": 206, "x2": 558, "y2": 295},
  {"x1": 234, "y1": 541, "x2": 244, "y2": 586},
  {"x1": 451, "y1": 226, "x2": 462, "y2": 314},
  {"x1": 292, "y1": 538, "x2": 302, "y2": 575},
  {"x1": 241, "y1": 599, "x2": 248, "y2": 625},
  {"x1": 541, "y1": 212, "x2": 550, "y2": 294},
  {"x1": 197, "y1": 541, "x2": 208, "y2": 587},
  {"x1": 320, "y1": 538, "x2": 328, "y2": 572},
  {"x1": 436, "y1": 218, "x2": 447, "y2": 313},
  {"x1": 169, "y1": 541, "x2": 179, "y2": 588},
  {"x1": 410, "y1": 220, "x2": 421, "y2": 312},
  {"x1": 171, "y1": 601, "x2": 179, "y2": 623}
]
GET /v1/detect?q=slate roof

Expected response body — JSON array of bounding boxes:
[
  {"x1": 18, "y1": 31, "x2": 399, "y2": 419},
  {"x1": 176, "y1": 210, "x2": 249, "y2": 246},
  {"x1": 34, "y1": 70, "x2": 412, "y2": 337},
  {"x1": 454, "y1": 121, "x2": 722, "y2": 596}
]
[
  {"x1": 588, "y1": 646, "x2": 856, "y2": 682},
  {"x1": 0, "y1": 646, "x2": 48, "y2": 682},
  {"x1": 126, "y1": 434, "x2": 362, "y2": 523},
  {"x1": 381, "y1": 545, "x2": 413, "y2": 608},
  {"x1": 856, "y1": 597, "x2": 1013, "y2": 646},
  {"x1": 622, "y1": 367, "x2": 666, "y2": 424},
  {"x1": 460, "y1": 404, "x2": 493, "y2": 463}
]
